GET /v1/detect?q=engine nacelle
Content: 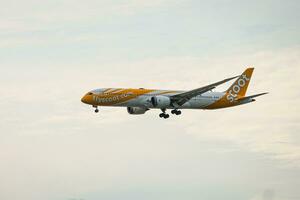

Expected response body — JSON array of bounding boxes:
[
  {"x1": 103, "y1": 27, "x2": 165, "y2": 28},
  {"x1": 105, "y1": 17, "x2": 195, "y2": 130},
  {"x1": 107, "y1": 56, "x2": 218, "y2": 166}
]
[
  {"x1": 150, "y1": 96, "x2": 171, "y2": 108},
  {"x1": 127, "y1": 107, "x2": 148, "y2": 115}
]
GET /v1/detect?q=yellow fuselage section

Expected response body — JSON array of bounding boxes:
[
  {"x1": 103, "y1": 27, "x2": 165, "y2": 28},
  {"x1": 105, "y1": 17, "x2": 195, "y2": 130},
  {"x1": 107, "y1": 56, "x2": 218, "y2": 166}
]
[{"x1": 81, "y1": 88, "x2": 245, "y2": 110}]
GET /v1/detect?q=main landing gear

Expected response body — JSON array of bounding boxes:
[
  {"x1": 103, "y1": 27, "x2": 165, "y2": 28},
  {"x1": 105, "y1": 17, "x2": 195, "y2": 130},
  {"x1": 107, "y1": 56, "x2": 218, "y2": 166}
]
[
  {"x1": 159, "y1": 109, "x2": 182, "y2": 119},
  {"x1": 159, "y1": 109, "x2": 169, "y2": 119},
  {"x1": 171, "y1": 109, "x2": 182, "y2": 115},
  {"x1": 93, "y1": 105, "x2": 99, "y2": 113}
]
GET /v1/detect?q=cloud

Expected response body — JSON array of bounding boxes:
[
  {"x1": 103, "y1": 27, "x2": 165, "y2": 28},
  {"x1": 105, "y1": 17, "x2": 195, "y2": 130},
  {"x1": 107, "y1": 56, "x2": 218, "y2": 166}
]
[
  {"x1": 1, "y1": 50, "x2": 299, "y2": 200},
  {"x1": 0, "y1": 0, "x2": 181, "y2": 33},
  {"x1": 0, "y1": 0, "x2": 185, "y2": 49},
  {"x1": 1, "y1": 46, "x2": 299, "y2": 168},
  {"x1": 0, "y1": 1, "x2": 300, "y2": 199}
]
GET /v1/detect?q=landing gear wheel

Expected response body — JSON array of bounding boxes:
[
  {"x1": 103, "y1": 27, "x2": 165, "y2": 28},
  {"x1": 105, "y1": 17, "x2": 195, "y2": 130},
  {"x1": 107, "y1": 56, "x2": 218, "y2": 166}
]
[
  {"x1": 159, "y1": 112, "x2": 169, "y2": 119},
  {"x1": 93, "y1": 106, "x2": 99, "y2": 113},
  {"x1": 159, "y1": 108, "x2": 170, "y2": 119},
  {"x1": 171, "y1": 109, "x2": 181, "y2": 115}
]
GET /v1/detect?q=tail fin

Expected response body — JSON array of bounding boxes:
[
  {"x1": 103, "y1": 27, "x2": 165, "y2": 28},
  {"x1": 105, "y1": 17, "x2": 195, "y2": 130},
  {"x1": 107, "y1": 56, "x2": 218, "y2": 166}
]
[{"x1": 226, "y1": 68, "x2": 254, "y2": 102}]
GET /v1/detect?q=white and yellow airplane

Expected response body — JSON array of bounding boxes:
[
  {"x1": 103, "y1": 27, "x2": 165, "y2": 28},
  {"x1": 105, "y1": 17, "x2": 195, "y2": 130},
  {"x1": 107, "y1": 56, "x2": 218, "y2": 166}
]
[{"x1": 81, "y1": 68, "x2": 267, "y2": 119}]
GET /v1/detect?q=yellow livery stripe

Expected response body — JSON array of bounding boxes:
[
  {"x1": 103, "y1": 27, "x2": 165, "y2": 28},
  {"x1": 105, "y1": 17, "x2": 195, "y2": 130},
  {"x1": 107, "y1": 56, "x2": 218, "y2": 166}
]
[{"x1": 92, "y1": 88, "x2": 156, "y2": 106}]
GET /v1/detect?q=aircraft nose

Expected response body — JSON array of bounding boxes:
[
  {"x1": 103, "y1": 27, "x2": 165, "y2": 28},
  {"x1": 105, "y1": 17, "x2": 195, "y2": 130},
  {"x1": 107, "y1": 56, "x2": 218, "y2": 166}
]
[
  {"x1": 81, "y1": 92, "x2": 94, "y2": 104},
  {"x1": 81, "y1": 95, "x2": 88, "y2": 104}
]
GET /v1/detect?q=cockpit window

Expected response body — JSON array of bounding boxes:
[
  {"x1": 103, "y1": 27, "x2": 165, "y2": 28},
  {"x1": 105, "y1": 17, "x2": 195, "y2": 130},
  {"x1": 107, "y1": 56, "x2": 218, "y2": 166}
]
[{"x1": 91, "y1": 89, "x2": 104, "y2": 94}]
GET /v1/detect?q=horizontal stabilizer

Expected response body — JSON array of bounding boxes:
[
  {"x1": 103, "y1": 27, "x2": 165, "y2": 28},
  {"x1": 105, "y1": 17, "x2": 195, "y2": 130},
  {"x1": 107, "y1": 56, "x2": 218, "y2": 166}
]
[{"x1": 238, "y1": 92, "x2": 268, "y2": 101}]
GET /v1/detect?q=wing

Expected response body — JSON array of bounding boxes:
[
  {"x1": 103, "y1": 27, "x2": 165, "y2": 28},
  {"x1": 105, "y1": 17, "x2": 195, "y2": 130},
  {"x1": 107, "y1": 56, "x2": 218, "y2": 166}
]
[{"x1": 170, "y1": 75, "x2": 239, "y2": 106}]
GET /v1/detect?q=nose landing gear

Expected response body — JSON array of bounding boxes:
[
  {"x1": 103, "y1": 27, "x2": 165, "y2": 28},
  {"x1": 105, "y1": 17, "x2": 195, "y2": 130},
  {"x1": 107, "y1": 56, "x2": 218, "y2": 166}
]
[{"x1": 93, "y1": 105, "x2": 99, "y2": 113}]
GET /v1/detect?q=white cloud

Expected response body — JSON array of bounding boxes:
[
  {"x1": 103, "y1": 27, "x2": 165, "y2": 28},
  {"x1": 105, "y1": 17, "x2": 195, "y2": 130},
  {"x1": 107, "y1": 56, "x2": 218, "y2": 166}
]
[
  {"x1": 0, "y1": 0, "x2": 185, "y2": 49},
  {"x1": 0, "y1": 0, "x2": 181, "y2": 33},
  {"x1": 1, "y1": 46, "x2": 299, "y2": 167},
  {"x1": 0, "y1": 1, "x2": 300, "y2": 199},
  {"x1": 1, "y1": 48, "x2": 299, "y2": 200}
]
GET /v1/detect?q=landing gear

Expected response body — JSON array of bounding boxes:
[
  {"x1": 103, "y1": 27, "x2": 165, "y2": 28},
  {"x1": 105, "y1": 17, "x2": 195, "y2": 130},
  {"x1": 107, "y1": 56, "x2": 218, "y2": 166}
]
[
  {"x1": 159, "y1": 109, "x2": 169, "y2": 119},
  {"x1": 171, "y1": 109, "x2": 182, "y2": 115},
  {"x1": 93, "y1": 105, "x2": 99, "y2": 113},
  {"x1": 159, "y1": 113, "x2": 169, "y2": 119}
]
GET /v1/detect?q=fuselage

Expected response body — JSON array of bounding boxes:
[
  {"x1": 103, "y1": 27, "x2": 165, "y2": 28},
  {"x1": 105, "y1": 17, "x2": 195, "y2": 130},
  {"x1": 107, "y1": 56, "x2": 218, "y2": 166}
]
[{"x1": 81, "y1": 88, "x2": 247, "y2": 110}]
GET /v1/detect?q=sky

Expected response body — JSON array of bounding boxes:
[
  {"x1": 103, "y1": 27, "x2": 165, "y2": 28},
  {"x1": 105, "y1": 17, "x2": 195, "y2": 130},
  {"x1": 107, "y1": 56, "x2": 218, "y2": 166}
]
[{"x1": 0, "y1": 0, "x2": 300, "y2": 200}]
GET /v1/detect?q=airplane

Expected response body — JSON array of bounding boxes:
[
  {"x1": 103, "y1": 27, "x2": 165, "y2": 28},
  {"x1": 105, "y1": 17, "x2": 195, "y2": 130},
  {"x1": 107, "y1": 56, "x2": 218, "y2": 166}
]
[{"x1": 81, "y1": 68, "x2": 267, "y2": 119}]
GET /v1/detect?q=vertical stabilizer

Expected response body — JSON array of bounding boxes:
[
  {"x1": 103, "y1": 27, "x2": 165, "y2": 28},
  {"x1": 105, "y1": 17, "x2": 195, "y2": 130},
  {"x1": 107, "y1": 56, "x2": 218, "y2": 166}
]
[{"x1": 226, "y1": 68, "x2": 254, "y2": 102}]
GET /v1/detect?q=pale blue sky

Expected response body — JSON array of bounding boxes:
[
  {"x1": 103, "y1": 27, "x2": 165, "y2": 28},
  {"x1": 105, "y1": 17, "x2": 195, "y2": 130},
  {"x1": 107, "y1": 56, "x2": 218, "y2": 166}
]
[
  {"x1": 1, "y1": 0, "x2": 300, "y2": 64},
  {"x1": 0, "y1": 1, "x2": 300, "y2": 200}
]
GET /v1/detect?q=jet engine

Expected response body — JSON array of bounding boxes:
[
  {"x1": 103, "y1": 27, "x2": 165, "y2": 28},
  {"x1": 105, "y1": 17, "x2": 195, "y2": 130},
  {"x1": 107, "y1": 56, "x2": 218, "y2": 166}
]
[
  {"x1": 150, "y1": 96, "x2": 171, "y2": 108},
  {"x1": 127, "y1": 107, "x2": 149, "y2": 115}
]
